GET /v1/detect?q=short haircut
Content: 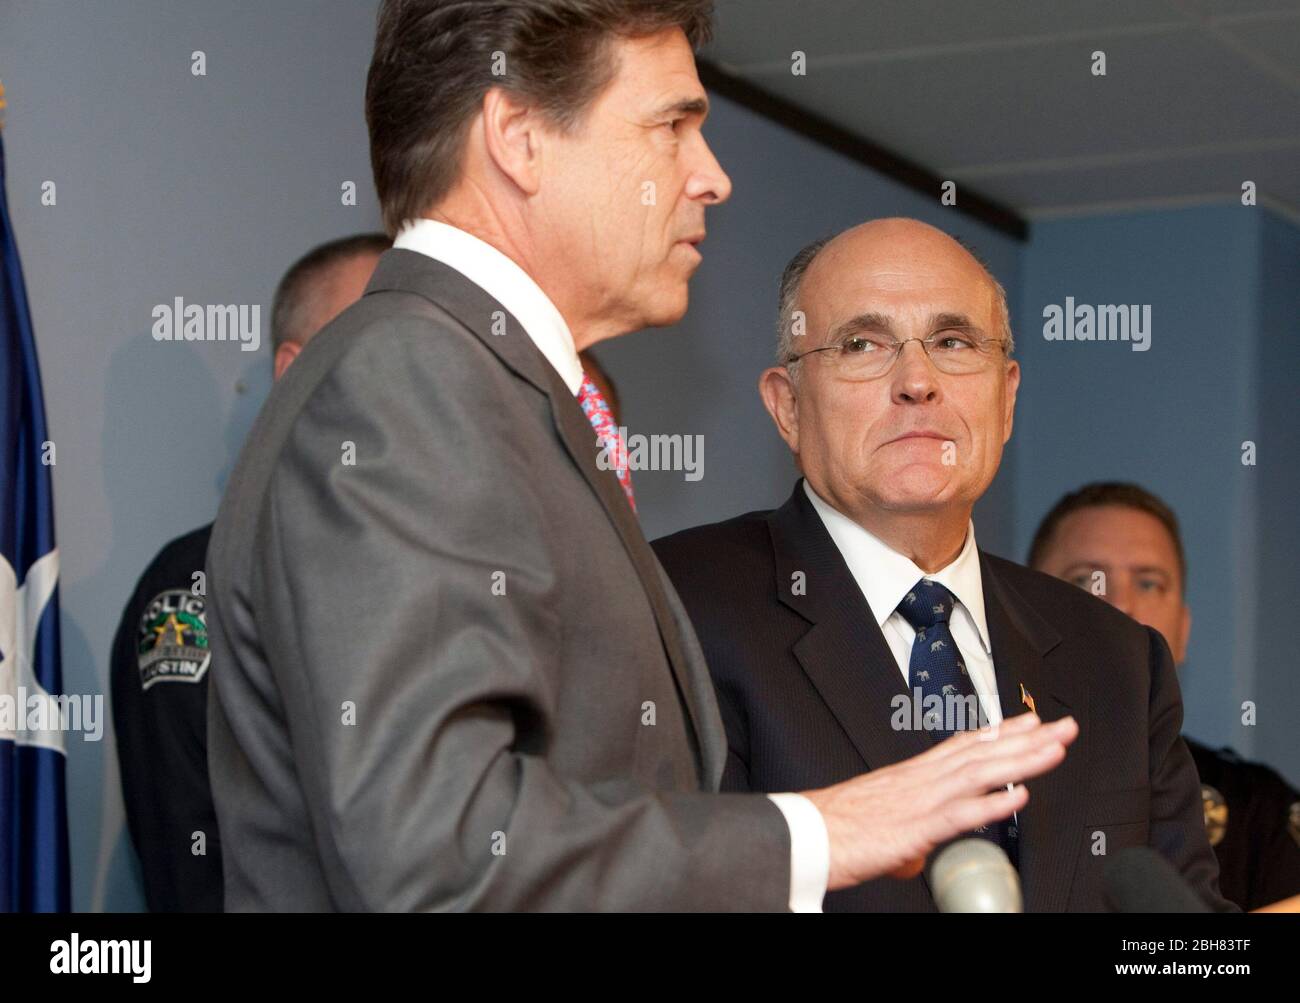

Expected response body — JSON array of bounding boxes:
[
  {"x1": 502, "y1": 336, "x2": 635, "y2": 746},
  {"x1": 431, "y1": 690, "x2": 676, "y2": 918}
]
[
  {"x1": 1028, "y1": 481, "x2": 1188, "y2": 593},
  {"x1": 270, "y1": 232, "x2": 391, "y2": 352},
  {"x1": 775, "y1": 235, "x2": 831, "y2": 367},
  {"x1": 775, "y1": 230, "x2": 1015, "y2": 370},
  {"x1": 365, "y1": 0, "x2": 715, "y2": 237}
]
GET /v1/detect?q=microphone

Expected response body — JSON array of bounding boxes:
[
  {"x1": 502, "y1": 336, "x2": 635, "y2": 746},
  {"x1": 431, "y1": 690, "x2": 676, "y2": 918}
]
[
  {"x1": 1103, "y1": 847, "x2": 1211, "y2": 912},
  {"x1": 928, "y1": 839, "x2": 1022, "y2": 913}
]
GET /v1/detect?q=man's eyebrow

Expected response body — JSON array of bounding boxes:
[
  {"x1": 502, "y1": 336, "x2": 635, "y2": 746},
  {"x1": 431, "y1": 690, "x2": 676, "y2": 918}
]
[
  {"x1": 1061, "y1": 560, "x2": 1173, "y2": 581},
  {"x1": 829, "y1": 312, "x2": 895, "y2": 340},
  {"x1": 1061, "y1": 561, "x2": 1109, "y2": 575},
  {"x1": 653, "y1": 96, "x2": 709, "y2": 120},
  {"x1": 930, "y1": 312, "x2": 982, "y2": 331}
]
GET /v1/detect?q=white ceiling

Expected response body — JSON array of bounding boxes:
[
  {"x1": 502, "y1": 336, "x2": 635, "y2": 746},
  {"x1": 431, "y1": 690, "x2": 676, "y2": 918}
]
[{"x1": 706, "y1": 0, "x2": 1300, "y2": 223}]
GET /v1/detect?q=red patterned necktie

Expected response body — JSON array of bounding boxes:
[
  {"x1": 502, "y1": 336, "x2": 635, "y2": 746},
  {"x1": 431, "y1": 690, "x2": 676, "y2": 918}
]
[{"x1": 577, "y1": 370, "x2": 635, "y2": 511}]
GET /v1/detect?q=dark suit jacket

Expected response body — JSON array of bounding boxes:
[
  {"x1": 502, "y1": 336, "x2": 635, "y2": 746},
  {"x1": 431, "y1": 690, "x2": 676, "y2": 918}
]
[
  {"x1": 653, "y1": 480, "x2": 1232, "y2": 912},
  {"x1": 205, "y1": 249, "x2": 790, "y2": 911}
]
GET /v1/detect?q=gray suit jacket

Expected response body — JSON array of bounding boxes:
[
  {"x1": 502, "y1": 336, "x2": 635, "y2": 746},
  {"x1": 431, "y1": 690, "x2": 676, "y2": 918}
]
[{"x1": 205, "y1": 249, "x2": 791, "y2": 911}]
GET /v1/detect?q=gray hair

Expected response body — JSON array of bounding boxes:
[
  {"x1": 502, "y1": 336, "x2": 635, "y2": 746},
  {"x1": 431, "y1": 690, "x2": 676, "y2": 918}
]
[
  {"x1": 775, "y1": 232, "x2": 1016, "y2": 372},
  {"x1": 775, "y1": 235, "x2": 831, "y2": 369}
]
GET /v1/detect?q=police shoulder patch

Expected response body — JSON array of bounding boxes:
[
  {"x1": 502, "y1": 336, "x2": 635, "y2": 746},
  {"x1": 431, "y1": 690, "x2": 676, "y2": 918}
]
[
  {"x1": 137, "y1": 588, "x2": 210, "y2": 689},
  {"x1": 1201, "y1": 783, "x2": 1228, "y2": 847}
]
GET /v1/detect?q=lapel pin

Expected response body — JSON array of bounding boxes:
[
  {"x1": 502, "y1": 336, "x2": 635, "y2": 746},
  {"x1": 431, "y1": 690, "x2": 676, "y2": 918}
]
[{"x1": 1019, "y1": 683, "x2": 1037, "y2": 715}]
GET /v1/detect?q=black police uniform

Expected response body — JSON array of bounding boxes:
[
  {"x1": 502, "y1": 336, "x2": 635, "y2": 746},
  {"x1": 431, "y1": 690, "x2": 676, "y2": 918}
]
[
  {"x1": 1188, "y1": 737, "x2": 1300, "y2": 911},
  {"x1": 110, "y1": 523, "x2": 222, "y2": 911}
]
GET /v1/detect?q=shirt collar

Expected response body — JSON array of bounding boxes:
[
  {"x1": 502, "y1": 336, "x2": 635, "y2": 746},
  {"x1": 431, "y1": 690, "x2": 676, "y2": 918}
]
[
  {"x1": 802, "y1": 479, "x2": 991, "y2": 653},
  {"x1": 392, "y1": 218, "x2": 584, "y2": 394}
]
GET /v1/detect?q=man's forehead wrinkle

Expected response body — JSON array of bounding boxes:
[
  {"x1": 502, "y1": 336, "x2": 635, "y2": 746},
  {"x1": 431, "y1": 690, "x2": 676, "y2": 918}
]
[
  {"x1": 816, "y1": 238, "x2": 985, "y2": 282},
  {"x1": 800, "y1": 225, "x2": 1001, "y2": 331},
  {"x1": 820, "y1": 221, "x2": 995, "y2": 289},
  {"x1": 611, "y1": 31, "x2": 705, "y2": 114},
  {"x1": 643, "y1": 60, "x2": 709, "y2": 109},
  {"x1": 812, "y1": 265, "x2": 996, "y2": 330}
]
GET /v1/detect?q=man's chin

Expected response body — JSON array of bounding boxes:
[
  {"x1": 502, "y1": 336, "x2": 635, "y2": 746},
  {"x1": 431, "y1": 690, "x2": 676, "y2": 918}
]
[
  {"x1": 872, "y1": 469, "x2": 960, "y2": 511},
  {"x1": 876, "y1": 495, "x2": 953, "y2": 514},
  {"x1": 641, "y1": 289, "x2": 691, "y2": 329}
]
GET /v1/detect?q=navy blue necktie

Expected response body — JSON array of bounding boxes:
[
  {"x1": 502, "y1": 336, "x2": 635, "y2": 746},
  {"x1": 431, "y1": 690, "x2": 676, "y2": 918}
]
[{"x1": 896, "y1": 578, "x2": 1019, "y2": 868}]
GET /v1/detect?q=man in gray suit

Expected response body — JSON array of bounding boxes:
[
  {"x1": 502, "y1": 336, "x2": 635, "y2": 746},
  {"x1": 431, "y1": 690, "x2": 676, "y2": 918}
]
[{"x1": 206, "y1": 0, "x2": 1076, "y2": 911}]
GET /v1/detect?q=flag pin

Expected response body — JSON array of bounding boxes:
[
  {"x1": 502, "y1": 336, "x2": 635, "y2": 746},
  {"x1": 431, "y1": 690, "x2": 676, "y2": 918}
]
[{"x1": 1020, "y1": 683, "x2": 1036, "y2": 715}]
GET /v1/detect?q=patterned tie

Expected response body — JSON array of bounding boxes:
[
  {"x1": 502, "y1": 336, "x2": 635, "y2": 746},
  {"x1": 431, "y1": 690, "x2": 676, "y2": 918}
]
[
  {"x1": 896, "y1": 578, "x2": 1019, "y2": 867},
  {"x1": 577, "y1": 370, "x2": 635, "y2": 511}
]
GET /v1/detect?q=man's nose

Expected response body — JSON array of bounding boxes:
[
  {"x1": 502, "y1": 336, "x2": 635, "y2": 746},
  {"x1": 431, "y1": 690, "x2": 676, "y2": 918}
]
[
  {"x1": 891, "y1": 340, "x2": 941, "y2": 404},
  {"x1": 685, "y1": 134, "x2": 732, "y2": 206}
]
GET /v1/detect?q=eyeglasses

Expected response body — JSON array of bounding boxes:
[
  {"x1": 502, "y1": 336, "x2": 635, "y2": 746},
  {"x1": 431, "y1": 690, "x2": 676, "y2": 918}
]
[{"x1": 785, "y1": 328, "x2": 1008, "y2": 380}]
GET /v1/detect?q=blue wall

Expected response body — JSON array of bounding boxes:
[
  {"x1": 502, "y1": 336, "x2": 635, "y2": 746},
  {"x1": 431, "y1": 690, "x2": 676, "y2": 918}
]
[
  {"x1": 1255, "y1": 212, "x2": 1300, "y2": 782},
  {"x1": 1013, "y1": 205, "x2": 1298, "y2": 784}
]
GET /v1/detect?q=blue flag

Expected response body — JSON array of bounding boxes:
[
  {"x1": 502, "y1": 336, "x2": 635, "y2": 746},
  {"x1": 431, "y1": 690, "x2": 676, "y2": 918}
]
[{"x1": 0, "y1": 130, "x2": 72, "y2": 912}]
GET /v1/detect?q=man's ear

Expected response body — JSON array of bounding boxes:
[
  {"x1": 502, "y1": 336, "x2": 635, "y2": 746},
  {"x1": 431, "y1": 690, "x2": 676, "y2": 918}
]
[
  {"x1": 480, "y1": 87, "x2": 543, "y2": 197},
  {"x1": 273, "y1": 341, "x2": 302, "y2": 382},
  {"x1": 758, "y1": 366, "x2": 799, "y2": 455},
  {"x1": 1002, "y1": 358, "x2": 1020, "y2": 444}
]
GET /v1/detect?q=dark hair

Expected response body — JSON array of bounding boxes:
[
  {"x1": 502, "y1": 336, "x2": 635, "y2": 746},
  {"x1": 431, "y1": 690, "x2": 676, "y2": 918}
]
[
  {"x1": 271, "y1": 232, "x2": 391, "y2": 351},
  {"x1": 366, "y1": 0, "x2": 715, "y2": 237},
  {"x1": 1028, "y1": 481, "x2": 1188, "y2": 592}
]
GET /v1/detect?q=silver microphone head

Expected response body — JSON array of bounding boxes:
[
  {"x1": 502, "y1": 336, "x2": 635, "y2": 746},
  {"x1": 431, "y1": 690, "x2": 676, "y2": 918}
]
[{"x1": 928, "y1": 838, "x2": 1023, "y2": 913}]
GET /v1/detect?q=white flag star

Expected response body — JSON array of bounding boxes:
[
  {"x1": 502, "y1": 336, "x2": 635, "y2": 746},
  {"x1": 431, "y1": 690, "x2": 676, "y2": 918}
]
[{"x1": 0, "y1": 548, "x2": 65, "y2": 753}]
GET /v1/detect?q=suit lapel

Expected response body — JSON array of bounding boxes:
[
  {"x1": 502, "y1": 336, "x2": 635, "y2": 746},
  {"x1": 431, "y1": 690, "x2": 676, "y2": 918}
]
[
  {"x1": 980, "y1": 552, "x2": 1089, "y2": 912},
  {"x1": 769, "y1": 482, "x2": 942, "y2": 903},
  {"x1": 769, "y1": 480, "x2": 1094, "y2": 910},
  {"x1": 363, "y1": 250, "x2": 712, "y2": 781},
  {"x1": 770, "y1": 482, "x2": 934, "y2": 772}
]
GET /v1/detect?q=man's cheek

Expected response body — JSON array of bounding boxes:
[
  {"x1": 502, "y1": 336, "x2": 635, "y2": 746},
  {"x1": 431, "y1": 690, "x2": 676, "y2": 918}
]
[{"x1": 615, "y1": 145, "x2": 662, "y2": 198}]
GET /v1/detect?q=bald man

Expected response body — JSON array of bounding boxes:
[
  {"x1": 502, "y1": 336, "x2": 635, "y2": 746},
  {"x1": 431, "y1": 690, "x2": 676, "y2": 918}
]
[
  {"x1": 654, "y1": 218, "x2": 1231, "y2": 912},
  {"x1": 111, "y1": 233, "x2": 387, "y2": 912}
]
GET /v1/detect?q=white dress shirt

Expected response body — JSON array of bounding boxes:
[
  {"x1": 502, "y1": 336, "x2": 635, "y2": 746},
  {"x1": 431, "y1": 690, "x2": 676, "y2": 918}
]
[
  {"x1": 393, "y1": 219, "x2": 584, "y2": 393},
  {"x1": 803, "y1": 480, "x2": 1005, "y2": 729},
  {"x1": 391, "y1": 218, "x2": 830, "y2": 912}
]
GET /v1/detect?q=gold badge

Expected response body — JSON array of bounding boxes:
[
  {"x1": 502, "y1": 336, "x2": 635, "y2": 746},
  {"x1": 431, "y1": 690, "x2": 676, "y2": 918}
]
[{"x1": 1201, "y1": 784, "x2": 1228, "y2": 846}]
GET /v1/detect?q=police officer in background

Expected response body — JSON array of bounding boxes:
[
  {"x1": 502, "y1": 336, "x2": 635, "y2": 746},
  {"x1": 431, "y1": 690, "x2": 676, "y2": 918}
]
[
  {"x1": 1030, "y1": 481, "x2": 1300, "y2": 911},
  {"x1": 110, "y1": 232, "x2": 390, "y2": 911}
]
